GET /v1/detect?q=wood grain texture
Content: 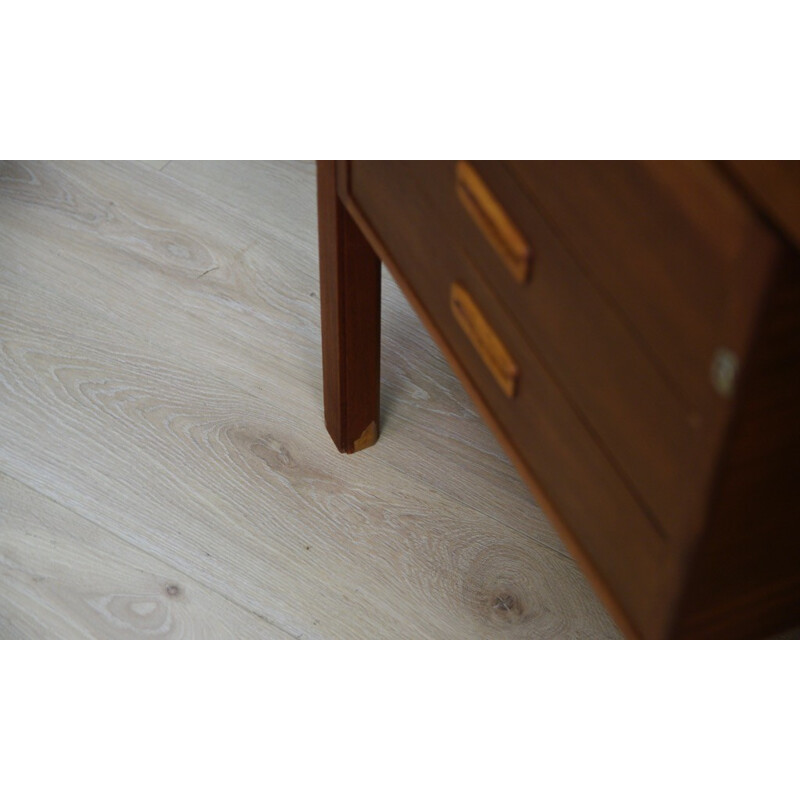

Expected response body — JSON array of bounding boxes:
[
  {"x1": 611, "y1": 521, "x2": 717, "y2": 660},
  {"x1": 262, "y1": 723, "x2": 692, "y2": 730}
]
[
  {"x1": 12, "y1": 159, "x2": 553, "y2": 557},
  {"x1": 0, "y1": 160, "x2": 619, "y2": 638},
  {"x1": 0, "y1": 473, "x2": 291, "y2": 639}
]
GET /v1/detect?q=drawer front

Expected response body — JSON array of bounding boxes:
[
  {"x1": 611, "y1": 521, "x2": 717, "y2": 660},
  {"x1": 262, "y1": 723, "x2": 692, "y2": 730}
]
[
  {"x1": 346, "y1": 160, "x2": 674, "y2": 635},
  {"x1": 501, "y1": 160, "x2": 776, "y2": 411},
  {"x1": 402, "y1": 161, "x2": 716, "y2": 542}
]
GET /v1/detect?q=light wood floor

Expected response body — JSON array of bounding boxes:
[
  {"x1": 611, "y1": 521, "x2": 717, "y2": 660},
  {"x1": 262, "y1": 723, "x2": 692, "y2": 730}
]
[{"x1": 0, "y1": 160, "x2": 624, "y2": 638}]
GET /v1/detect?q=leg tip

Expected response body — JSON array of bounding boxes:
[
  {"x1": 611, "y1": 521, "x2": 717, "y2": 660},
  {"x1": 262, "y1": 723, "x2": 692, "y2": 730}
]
[{"x1": 352, "y1": 420, "x2": 378, "y2": 453}]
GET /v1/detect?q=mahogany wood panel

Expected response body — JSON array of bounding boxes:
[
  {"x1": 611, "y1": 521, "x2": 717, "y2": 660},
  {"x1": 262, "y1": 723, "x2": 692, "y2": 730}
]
[{"x1": 400, "y1": 160, "x2": 719, "y2": 544}]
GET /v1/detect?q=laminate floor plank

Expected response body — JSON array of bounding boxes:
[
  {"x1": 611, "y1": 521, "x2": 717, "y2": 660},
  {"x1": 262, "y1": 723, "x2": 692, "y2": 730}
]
[
  {"x1": 0, "y1": 256, "x2": 615, "y2": 638},
  {"x1": 0, "y1": 160, "x2": 620, "y2": 638},
  {"x1": 0, "y1": 472, "x2": 292, "y2": 639},
  {"x1": 162, "y1": 160, "x2": 317, "y2": 253}
]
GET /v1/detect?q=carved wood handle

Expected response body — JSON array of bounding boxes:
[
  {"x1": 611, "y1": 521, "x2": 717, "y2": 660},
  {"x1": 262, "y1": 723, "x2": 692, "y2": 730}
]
[
  {"x1": 456, "y1": 161, "x2": 532, "y2": 284},
  {"x1": 450, "y1": 282, "x2": 519, "y2": 398}
]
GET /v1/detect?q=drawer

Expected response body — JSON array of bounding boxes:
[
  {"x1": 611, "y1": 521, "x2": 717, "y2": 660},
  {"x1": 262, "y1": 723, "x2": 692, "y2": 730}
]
[
  {"x1": 502, "y1": 160, "x2": 776, "y2": 411},
  {"x1": 346, "y1": 160, "x2": 674, "y2": 635},
  {"x1": 400, "y1": 161, "x2": 713, "y2": 542}
]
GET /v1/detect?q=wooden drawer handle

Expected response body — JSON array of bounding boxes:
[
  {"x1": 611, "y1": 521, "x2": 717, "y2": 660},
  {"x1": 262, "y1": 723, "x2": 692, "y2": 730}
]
[
  {"x1": 455, "y1": 161, "x2": 532, "y2": 284},
  {"x1": 450, "y1": 282, "x2": 519, "y2": 398}
]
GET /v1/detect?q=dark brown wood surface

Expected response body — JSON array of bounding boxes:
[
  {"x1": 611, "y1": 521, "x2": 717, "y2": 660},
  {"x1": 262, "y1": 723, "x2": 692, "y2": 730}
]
[
  {"x1": 675, "y1": 247, "x2": 800, "y2": 637},
  {"x1": 319, "y1": 159, "x2": 800, "y2": 638},
  {"x1": 724, "y1": 161, "x2": 800, "y2": 252},
  {"x1": 399, "y1": 161, "x2": 723, "y2": 545},
  {"x1": 317, "y1": 161, "x2": 381, "y2": 453},
  {"x1": 505, "y1": 161, "x2": 775, "y2": 413},
  {"x1": 345, "y1": 160, "x2": 677, "y2": 637}
]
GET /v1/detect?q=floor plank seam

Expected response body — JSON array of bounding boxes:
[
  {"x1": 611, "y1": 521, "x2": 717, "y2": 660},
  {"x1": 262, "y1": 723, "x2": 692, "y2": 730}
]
[{"x1": 0, "y1": 468, "x2": 301, "y2": 640}]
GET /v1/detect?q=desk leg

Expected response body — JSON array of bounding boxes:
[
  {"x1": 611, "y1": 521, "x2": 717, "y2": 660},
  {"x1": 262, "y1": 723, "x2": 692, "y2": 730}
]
[{"x1": 317, "y1": 161, "x2": 381, "y2": 453}]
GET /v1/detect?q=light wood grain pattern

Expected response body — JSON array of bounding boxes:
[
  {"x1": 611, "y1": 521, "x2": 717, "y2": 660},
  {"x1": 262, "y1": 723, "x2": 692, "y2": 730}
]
[
  {"x1": 0, "y1": 473, "x2": 291, "y2": 639},
  {"x1": 0, "y1": 160, "x2": 560, "y2": 555},
  {"x1": 0, "y1": 160, "x2": 620, "y2": 638}
]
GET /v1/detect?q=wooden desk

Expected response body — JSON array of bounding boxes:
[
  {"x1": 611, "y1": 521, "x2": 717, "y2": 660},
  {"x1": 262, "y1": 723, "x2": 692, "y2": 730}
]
[{"x1": 317, "y1": 160, "x2": 800, "y2": 639}]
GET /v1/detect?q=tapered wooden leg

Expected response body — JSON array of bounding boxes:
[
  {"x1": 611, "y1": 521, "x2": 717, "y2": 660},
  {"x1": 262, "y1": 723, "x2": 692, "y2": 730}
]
[{"x1": 317, "y1": 161, "x2": 381, "y2": 453}]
